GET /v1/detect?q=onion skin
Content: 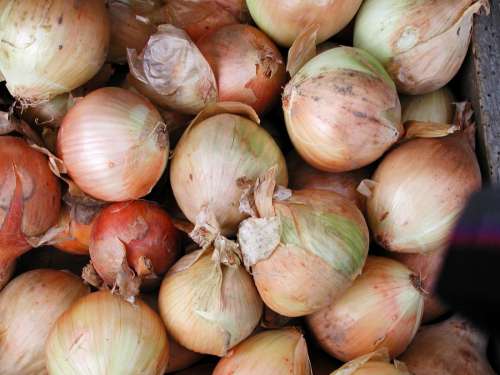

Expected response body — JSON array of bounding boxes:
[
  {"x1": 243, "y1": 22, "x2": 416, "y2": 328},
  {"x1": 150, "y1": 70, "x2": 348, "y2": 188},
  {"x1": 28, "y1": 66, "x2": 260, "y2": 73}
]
[
  {"x1": 246, "y1": 0, "x2": 363, "y2": 47},
  {"x1": 46, "y1": 291, "x2": 169, "y2": 375},
  {"x1": 0, "y1": 136, "x2": 61, "y2": 264},
  {"x1": 401, "y1": 87, "x2": 455, "y2": 124},
  {"x1": 0, "y1": 260, "x2": 15, "y2": 290},
  {"x1": 399, "y1": 316, "x2": 496, "y2": 375},
  {"x1": 213, "y1": 328, "x2": 312, "y2": 375},
  {"x1": 0, "y1": 0, "x2": 110, "y2": 102},
  {"x1": 307, "y1": 256, "x2": 424, "y2": 361},
  {"x1": 283, "y1": 46, "x2": 402, "y2": 173},
  {"x1": 57, "y1": 87, "x2": 168, "y2": 202},
  {"x1": 196, "y1": 24, "x2": 286, "y2": 115},
  {"x1": 0, "y1": 269, "x2": 89, "y2": 375}
]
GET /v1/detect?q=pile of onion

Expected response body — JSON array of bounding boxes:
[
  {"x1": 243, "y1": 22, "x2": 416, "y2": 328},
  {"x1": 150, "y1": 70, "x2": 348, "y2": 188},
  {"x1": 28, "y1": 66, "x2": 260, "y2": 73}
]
[
  {"x1": 283, "y1": 46, "x2": 402, "y2": 172},
  {"x1": 307, "y1": 256, "x2": 424, "y2": 361},
  {"x1": 57, "y1": 87, "x2": 169, "y2": 202},
  {"x1": 0, "y1": 0, "x2": 110, "y2": 102},
  {"x1": 331, "y1": 349, "x2": 411, "y2": 375},
  {"x1": 196, "y1": 24, "x2": 286, "y2": 114},
  {"x1": 401, "y1": 87, "x2": 455, "y2": 124},
  {"x1": 238, "y1": 168, "x2": 369, "y2": 317},
  {"x1": 354, "y1": 0, "x2": 491, "y2": 94},
  {"x1": 0, "y1": 269, "x2": 89, "y2": 375}
]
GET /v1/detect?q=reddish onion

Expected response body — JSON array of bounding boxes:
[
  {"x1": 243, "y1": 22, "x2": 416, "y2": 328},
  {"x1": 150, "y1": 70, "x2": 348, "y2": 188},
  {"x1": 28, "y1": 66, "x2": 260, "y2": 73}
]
[{"x1": 196, "y1": 24, "x2": 286, "y2": 115}]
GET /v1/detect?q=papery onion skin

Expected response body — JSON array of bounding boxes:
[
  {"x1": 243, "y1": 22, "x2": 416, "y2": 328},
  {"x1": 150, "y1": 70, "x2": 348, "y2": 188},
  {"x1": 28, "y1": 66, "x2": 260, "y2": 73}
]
[
  {"x1": 213, "y1": 328, "x2": 312, "y2": 375},
  {"x1": 0, "y1": 136, "x2": 61, "y2": 263},
  {"x1": 307, "y1": 256, "x2": 424, "y2": 361},
  {"x1": 158, "y1": 249, "x2": 263, "y2": 356},
  {"x1": 196, "y1": 24, "x2": 286, "y2": 115},
  {"x1": 246, "y1": 0, "x2": 363, "y2": 47},
  {"x1": 0, "y1": 269, "x2": 89, "y2": 375},
  {"x1": 401, "y1": 87, "x2": 455, "y2": 124},
  {"x1": 283, "y1": 46, "x2": 402, "y2": 173},
  {"x1": 57, "y1": 87, "x2": 168, "y2": 202},
  {"x1": 366, "y1": 130, "x2": 482, "y2": 254},
  {"x1": 0, "y1": 260, "x2": 15, "y2": 290},
  {"x1": 0, "y1": 0, "x2": 110, "y2": 102}
]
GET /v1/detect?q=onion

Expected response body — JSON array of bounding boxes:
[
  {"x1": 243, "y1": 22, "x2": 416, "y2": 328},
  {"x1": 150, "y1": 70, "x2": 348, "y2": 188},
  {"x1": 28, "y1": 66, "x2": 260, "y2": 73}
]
[
  {"x1": 0, "y1": 260, "x2": 15, "y2": 290},
  {"x1": 331, "y1": 350, "x2": 411, "y2": 375},
  {"x1": 0, "y1": 269, "x2": 89, "y2": 375},
  {"x1": 127, "y1": 24, "x2": 218, "y2": 115},
  {"x1": 46, "y1": 290, "x2": 169, "y2": 375},
  {"x1": 401, "y1": 87, "x2": 455, "y2": 124},
  {"x1": 196, "y1": 24, "x2": 286, "y2": 115},
  {"x1": 158, "y1": 247, "x2": 263, "y2": 356},
  {"x1": 283, "y1": 46, "x2": 402, "y2": 173},
  {"x1": 170, "y1": 102, "x2": 287, "y2": 236},
  {"x1": 354, "y1": 0, "x2": 490, "y2": 94},
  {"x1": 306, "y1": 256, "x2": 424, "y2": 361},
  {"x1": 0, "y1": 136, "x2": 61, "y2": 264},
  {"x1": 57, "y1": 87, "x2": 168, "y2": 202},
  {"x1": 0, "y1": 0, "x2": 110, "y2": 102},
  {"x1": 246, "y1": 0, "x2": 363, "y2": 47},
  {"x1": 213, "y1": 328, "x2": 312, "y2": 374},
  {"x1": 400, "y1": 316, "x2": 496, "y2": 374}
]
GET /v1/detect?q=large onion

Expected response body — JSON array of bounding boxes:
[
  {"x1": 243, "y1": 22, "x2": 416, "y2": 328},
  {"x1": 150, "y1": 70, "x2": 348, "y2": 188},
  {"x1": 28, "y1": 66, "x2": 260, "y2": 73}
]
[
  {"x1": 213, "y1": 328, "x2": 312, "y2": 374},
  {"x1": 354, "y1": 0, "x2": 490, "y2": 94},
  {"x1": 307, "y1": 256, "x2": 424, "y2": 361},
  {"x1": 196, "y1": 24, "x2": 286, "y2": 115},
  {"x1": 46, "y1": 291, "x2": 169, "y2": 375},
  {"x1": 0, "y1": 0, "x2": 110, "y2": 102},
  {"x1": 283, "y1": 46, "x2": 402, "y2": 173},
  {"x1": 170, "y1": 103, "x2": 287, "y2": 236},
  {"x1": 246, "y1": 0, "x2": 363, "y2": 47},
  {"x1": 401, "y1": 87, "x2": 455, "y2": 124},
  {"x1": 0, "y1": 269, "x2": 89, "y2": 375},
  {"x1": 57, "y1": 87, "x2": 168, "y2": 202}
]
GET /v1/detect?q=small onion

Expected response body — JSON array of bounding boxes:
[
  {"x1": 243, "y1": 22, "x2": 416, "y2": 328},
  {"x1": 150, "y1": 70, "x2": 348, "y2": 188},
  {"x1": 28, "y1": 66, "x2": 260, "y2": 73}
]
[
  {"x1": 354, "y1": 0, "x2": 490, "y2": 94},
  {"x1": 213, "y1": 328, "x2": 312, "y2": 375},
  {"x1": 170, "y1": 103, "x2": 287, "y2": 236},
  {"x1": 46, "y1": 291, "x2": 169, "y2": 375},
  {"x1": 331, "y1": 350, "x2": 411, "y2": 375},
  {"x1": 196, "y1": 24, "x2": 286, "y2": 115},
  {"x1": 246, "y1": 0, "x2": 363, "y2": 47},
  {"x1": 400, "y1": 316, "x2": 496, "y2": 375},
  {"x1": 0, "y1": 0, "x2": 110, "y2": 102},
  {"x1": 158, "y1": 247, "x2": 263, "y2": 356},
  {"x1": 401, "y1": 87, "x2": 455, "y2": 124},
  {"x1": 0, "y1": 260, "x2": 15, "y2": 290},
  {"x1": 57, "y1": 87, "x2": 168, "y2": 202},
  {"x1": 88, "y1": 200, "x2": 180, "y2": 300},
  {"x1": 307, "y1": 256, "x2": 424, "y2": 361},
  {"x1": 283, "y1": 46, "x2": 402, "y2": 173},
  {"x1": 0, "y1": 269, "x2": 89, "y2": 375}
]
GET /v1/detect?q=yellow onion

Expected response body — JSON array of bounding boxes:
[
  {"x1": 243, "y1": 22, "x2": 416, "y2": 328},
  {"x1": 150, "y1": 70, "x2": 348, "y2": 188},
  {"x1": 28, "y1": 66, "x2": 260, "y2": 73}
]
[
  {"x1": 128, "y1": 24, "x2": 218, "y2": 115},
  {"x1": 307, "y1": 256, "x2": 424, "y2": 361},
  {"x1": 0, "y1": 0, "x2": 110, "y2": 102},
  {"x1": 400, "y1": 316, "x2": 496, "y2": 375},
  {"x1": 401, "y1": 87, "x2": 455, "y2": 124},
  {"x1": 354, "y1": 0, "x2": 490, "y2": 94},
  {"x1": 213, "y1": 328, "x2": 312, "y2": 374},
  {"x1": 0, "y1": 269, "x2": 89, "y2": 375},
  {"x1": 196, "y1": 24, "x2": 286, "y2": 115},
  {"x1": 170, "y1": 102, "x2": 287, "y2": 236},
  {"x1": 0, "y1": 260, "x2": 14, "y2": 290},
  {"x1": 331, "y1": 350, "x2": 411, "y2": 375},
  {"x1": 57, "y1": 87, "x2": 168, "y2": 202},
  {"x1": 238, "y1": 171, "x2": 369, "y2": 317},
  {"x1": 46, "y1": 291, "x2": 169, "y2": 375},
  {"x1": 158, "y1": 247, "x2": 263, "y2": 356},
  {"x1": 283, "y1": 46, "x2": 402, "y2": 173},
  {"x1": 246, "y1": 0, "x2": 363, "y2": 47}
]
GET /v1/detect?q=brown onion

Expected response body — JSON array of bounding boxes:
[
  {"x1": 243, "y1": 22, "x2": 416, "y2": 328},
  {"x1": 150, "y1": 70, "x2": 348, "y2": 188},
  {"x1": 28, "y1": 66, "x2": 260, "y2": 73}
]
[
  {"x1": 0, "y1": 269, "x2": 89, "y2": 375},
  {"x1": 196, "y1": 24, "x2": 286, "y2": 115},
  {"x1": 307, "y1": 256, "x2": 424, "y2": 361},
  {"x1": 0, "y1": 260, "x2": 15, "y2": 290}
]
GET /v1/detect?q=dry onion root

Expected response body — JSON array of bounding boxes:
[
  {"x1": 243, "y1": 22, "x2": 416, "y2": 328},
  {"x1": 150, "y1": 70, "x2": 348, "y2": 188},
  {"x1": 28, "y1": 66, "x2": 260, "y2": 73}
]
[{"x1": 331, "y1": 349, "x2": 411, "y2": 375}]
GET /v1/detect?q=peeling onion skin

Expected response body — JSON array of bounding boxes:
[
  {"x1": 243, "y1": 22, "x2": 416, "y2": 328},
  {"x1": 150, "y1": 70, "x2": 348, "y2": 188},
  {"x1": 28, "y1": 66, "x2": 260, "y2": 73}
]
[
  {"x1": 306, "y1": 256, "x2": 424, "y2": 362},
  {"x1": 46, "y1": 291, "x2": 169, "y2": 375},
  {"x1": 0, "y1": 136, "x2": 61, "y2": 264},
  {"x1": 0, "y1": 260, "x2": 14, "y2": 290},
  {"x1": 0, "y1": 269, "x2": 89, "y2": 375},
  {"x1": 283, "y1": 46, "x2": 402, "y2": 173},
  {"x1": 246, "y1": 0, "x2": 363, "y2": 47},
  {"x1": 57, "y1": 87, "x2": 168, "y2": 202},
  {"x1": 0, "y1": 0, "x2": 110, "y2": 102},
  {"x1": 197, "y1": 24, "x2": 286, "y2": 115}
]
